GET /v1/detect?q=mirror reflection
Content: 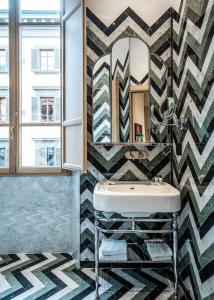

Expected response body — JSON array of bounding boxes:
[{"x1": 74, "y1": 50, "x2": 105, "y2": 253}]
[
  {"x1": 111, "y1": 38, "x2": 149, "y2": 143},
  {"x1": 92, "y1": 37, "x2": 170, "y2": 144}
]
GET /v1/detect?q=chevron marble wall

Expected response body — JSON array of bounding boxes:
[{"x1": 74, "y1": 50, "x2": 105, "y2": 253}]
[
  {"x1": 81, "y1": 0, "x2": 173, "y2": 263},
  {"x1": 172, "y1": 0, "x2": 214, "y2": 299}
]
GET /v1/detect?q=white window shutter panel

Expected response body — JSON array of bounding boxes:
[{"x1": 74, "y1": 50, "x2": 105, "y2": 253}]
[
  {"x1": 55, "y1": 49, "x2": 60, "y2": 70},
  {"x1": 31, "y1": 49, "x2": 39, "y2": 71},
  {"x1": 32, "y1": 97, "x2": 39, "y2": 121},
  {"x1": 54, "y1": 97, "x2": 60, "y2": 121},
  {"x1": 62, "y1": 0, "x2": 87, "y2": 172},
  {"x1": 0, "y1": 50, "x2": 6, "y2": 72},
  {"x1": 6, "y1": 49, "x2": 9, "y2": 72},
  {"x1": 5, "y1": 97, "x2": 9, "y2": 122}
]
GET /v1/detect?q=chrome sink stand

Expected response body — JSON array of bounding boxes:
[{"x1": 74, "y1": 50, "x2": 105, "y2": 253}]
[{"x1": 94, "y1": 210, "x2": 178, "y2": 299}]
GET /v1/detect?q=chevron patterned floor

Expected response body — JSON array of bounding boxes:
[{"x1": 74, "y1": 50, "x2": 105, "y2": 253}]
[{"x1": 0, "y1": 253, "x2": 188, "y2": 300}]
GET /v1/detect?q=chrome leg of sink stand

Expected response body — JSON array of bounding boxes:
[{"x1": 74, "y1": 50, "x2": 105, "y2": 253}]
[
  {"x1": 131, "y1": 218, "x2": 136, "y2": 230},
  {"x1": 172, "y1": 213, "x2": 178, "y2": 298},
  {"x1": 95, "y1": 210, "x2": 100, "y2": 299}
]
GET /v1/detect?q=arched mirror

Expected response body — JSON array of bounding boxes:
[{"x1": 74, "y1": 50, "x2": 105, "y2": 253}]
[{"x1": 92, "y1": 37, "x2": 169, "y2": 144}]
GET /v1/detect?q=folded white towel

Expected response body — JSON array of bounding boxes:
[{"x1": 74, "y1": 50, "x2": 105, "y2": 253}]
[
  {"x1": 150, "y1": 256, "x2": 172, "y2": 262},
  {"x1": 100, "y1": 239, "x2": 127, "y2": 256},
  {"x1": 99, "y1": 248, "x2": 127, "y2": 262},
  {"x1": 121, "y1": 212, "x2": 152, "y2": 218},
  {"x1": 147, "y1": 243, "x2": 172, "y2": 261}
]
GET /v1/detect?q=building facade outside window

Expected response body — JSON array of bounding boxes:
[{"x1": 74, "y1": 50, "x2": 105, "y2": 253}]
[
  {"x1": 34, "y1": 139, "x2": 60, "y2": 167},
  {"x1": 31, "y1": 90, "x2": 60, "y2": 123},
  {"x1": 40, "y1": 97, "x2": 54, "y2": 121},
  {"x1": 0, "y1": 0, "x2": 61, "y2": 173}
]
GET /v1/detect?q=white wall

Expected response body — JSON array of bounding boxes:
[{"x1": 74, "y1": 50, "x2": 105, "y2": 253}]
[
  {"x1": 171, "y1": 0, "x2": 182, "y2": 13},
  {"x1": 87, "y1": 0, "x2": 172, "y2": 25}
]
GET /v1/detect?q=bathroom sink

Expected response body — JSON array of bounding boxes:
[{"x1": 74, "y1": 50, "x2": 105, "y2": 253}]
[{"x1": 93, "y1": 181, "x2": 180, "y2": 213}]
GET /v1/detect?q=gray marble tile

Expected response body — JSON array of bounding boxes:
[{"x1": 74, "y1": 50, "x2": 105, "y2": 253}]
[{"x1": 0, "y1": 175, "x2": 80, "y2": 254}]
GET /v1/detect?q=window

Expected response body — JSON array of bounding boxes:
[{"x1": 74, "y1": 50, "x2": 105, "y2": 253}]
[
  {"x1": 0, "y1": 0, "x2": 62, "y2": 174},
  {"x1": 47, "y1": 147, "x2": 55, "y2": 166},
  {"x1": 34, "y1": 139, "x2": 60, "y2": 166},
  {"x1": 40, "y1": 50, "x2": 54, "y2": 71},
  {"x1": 40, "y1": 97, "x2": 54, "y2": 121},
  {"x1": 31, "y1": 94, "x2": 60, "y2": 122},
  {"x1": 31, "y1": 48, "x2": 60, "y2": 72}
]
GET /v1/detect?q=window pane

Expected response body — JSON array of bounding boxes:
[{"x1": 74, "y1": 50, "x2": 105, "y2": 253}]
[
  {"x1": 20, "y1": 0, "x2": 60, "y2": 22},
  {"x1": 0, "y1": 126, "x2": 9, "y2": 167},
  {"x1": 0, "y1": 26, "x2": 9, "y2": 123},
  {"x1": 0, "y1": 0, "x2": 8, "y2": 23},
  {"x1": 20, "y1": 27, "x2": 60, "y2": 123},
  {"x1": 21, "y1": 126, "x2": 61, "y2": 167}
]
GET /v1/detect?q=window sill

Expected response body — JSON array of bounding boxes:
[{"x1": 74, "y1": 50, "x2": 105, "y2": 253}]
[
  {"x1": 32, "y1": 70, "x2": 60, "y2": 74},
  {"x1": 0, "y1": 168, "x2": 70, "y2": 176}
]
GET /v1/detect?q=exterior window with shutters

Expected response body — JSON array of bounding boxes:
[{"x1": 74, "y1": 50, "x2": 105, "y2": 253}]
[
  {"x1": 0, "y1": 0, "x2": 62, "y2": 174},
  {"x1": 31, "y1": 48, "x2": 60, "y2": 73},
  {"x1": 40, "y1": 97, "x2": 54, "y2": 121},
  {"x1": 34, "y1": 140, "x2": 60, "y2": 166},
  {"x1": 40, "y1": 50, "x2": 54, "y2": 71},
  {"x1": 31, "y1": 94, "x2": 60, "y2": 123}
]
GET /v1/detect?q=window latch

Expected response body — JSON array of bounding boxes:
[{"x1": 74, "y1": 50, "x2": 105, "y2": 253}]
[{"x1": 10, "y1": 126, "x2": 14, "y2": 140}]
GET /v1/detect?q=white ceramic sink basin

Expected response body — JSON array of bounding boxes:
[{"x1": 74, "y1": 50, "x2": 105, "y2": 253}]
[{"x1": 93, "y1": 181, "x2": 181, "y2": 213}]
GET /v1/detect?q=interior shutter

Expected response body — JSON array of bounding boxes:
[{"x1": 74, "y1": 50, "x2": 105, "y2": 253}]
[
  {"x1": 54, "y1": 97, "x2": 60, "y2": 121},
  {"x1": 32, "y1": 97, "x2": 39, "y2": 121},
  {"x1": 62, "y1": 0, "x2": 87, "y2": 171},
  {"x1": 55, "y1": 49, "x2": 60, "y2": 70},
  {"x1": 31, "y1": 49, "x2": 39, "y2": 71}
]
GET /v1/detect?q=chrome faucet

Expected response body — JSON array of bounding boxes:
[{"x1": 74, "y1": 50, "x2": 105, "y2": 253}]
[
  {"x1": 154, "y1": 174, "x2": 163, "y2": 183},
  {"x1": 106, "y1": 180, "x2": 116, "y2": 185}
]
